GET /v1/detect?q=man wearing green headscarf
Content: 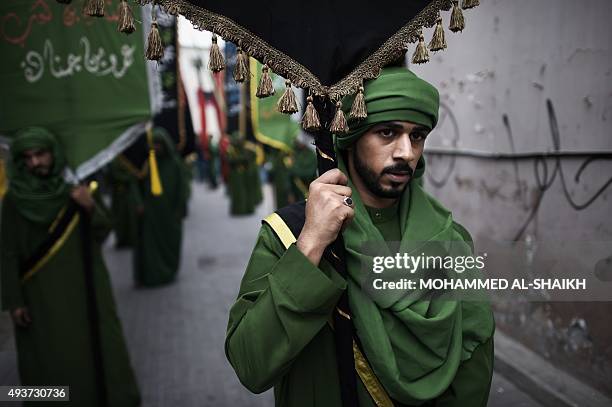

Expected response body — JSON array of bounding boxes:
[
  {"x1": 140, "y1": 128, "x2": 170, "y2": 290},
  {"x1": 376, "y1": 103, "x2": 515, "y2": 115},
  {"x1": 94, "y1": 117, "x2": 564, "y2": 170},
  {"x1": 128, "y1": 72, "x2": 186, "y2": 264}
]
[
  {"x1": 132, "y1": 127, "x2": 189, "y2": 286},
  {"x1": 0, "y1": 127, "x2": 140, "y2": 406},
  {"x1": 225, "y1": 67, "x2": 495, "y2": 406}
]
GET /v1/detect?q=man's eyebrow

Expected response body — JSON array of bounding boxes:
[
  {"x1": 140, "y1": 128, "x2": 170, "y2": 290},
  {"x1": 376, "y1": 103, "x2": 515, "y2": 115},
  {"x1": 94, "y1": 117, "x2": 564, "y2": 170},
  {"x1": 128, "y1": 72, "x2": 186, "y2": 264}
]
[
  {"x1": 372, "y1": 122, "x2": 430, "y2": 134},
  {"x1": 371, "y1": 122, "x2": 406, "y2": 130}
]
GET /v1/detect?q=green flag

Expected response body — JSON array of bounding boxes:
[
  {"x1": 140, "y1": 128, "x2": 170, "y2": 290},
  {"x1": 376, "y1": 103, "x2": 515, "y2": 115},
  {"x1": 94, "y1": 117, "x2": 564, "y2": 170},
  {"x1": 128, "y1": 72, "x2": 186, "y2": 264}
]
[
  {"x1": 0, "y1": 0, "x2": 151, "y2": 179},
  {"x1": 249, "y1": 59, "x2": 300, "y2": 152}
]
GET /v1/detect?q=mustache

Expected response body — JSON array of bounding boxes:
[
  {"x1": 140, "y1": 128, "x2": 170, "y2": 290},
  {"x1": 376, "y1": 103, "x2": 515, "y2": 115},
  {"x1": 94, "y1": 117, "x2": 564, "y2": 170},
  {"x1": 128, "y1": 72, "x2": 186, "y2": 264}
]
[{"x1": 381, "y1": 163, "x2": 413, "y2": 177}]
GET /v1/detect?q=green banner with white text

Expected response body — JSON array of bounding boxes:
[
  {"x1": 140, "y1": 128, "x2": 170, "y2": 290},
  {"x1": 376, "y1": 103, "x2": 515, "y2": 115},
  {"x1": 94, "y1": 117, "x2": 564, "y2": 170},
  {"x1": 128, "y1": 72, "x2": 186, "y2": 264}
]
[{"x1": 0, "y1": 0, "x2": 151, "y2": 177}]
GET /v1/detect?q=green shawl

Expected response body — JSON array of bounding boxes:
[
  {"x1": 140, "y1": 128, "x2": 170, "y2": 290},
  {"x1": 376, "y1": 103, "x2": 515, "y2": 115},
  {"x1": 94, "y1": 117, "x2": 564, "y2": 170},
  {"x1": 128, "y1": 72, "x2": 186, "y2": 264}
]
[
  {"x1": 330, "y1": 66, "x2": 493, "y2": 403},
  {"x1": 339, "y1": 155, "x2": 494, "y2": 404},
  {"x1": 7, "y1": 127, "x2": 70, "y2": 224}
]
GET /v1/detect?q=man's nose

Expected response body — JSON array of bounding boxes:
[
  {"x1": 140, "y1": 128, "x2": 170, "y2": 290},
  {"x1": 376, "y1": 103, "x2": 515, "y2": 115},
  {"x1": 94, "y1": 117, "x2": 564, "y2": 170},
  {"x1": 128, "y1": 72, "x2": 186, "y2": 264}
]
[{"x1": 393, "y1": 133, "x2": 417, "y2": 161}]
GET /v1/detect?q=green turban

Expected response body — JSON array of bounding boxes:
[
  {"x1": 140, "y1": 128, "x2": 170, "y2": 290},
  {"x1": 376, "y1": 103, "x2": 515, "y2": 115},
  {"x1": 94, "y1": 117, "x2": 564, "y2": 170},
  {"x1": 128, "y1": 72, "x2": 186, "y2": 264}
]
[
  {"x1": 336, "y1": 67, "x2": 440, "y2": 149},
  {"x1": 7, "y1": 127, "x2": 70, "y2": 224}
]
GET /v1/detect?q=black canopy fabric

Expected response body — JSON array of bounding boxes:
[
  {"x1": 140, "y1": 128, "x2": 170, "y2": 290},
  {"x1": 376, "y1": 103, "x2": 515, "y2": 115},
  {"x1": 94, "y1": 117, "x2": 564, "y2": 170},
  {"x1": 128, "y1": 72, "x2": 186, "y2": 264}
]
[{"x1": 139, "y1": 0, "x2": 465, "y2": 99}]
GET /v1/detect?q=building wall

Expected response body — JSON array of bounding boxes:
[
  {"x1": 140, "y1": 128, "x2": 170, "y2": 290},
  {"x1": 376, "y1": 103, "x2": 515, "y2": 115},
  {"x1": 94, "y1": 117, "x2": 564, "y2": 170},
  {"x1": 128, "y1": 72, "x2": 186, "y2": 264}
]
[{"x1": 412, "y1": 0, "x2": 612, "y2": 395}]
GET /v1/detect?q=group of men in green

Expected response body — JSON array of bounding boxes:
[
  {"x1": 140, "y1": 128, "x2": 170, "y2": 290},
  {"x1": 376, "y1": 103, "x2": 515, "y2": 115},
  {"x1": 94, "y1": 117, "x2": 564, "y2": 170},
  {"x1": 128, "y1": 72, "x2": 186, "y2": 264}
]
[
  {"x1": 0, "y1": 66, "x2": 494, "y2": 407},
  {"x1": 0, "y1": 126, "x2": 189, "y2": 405}
]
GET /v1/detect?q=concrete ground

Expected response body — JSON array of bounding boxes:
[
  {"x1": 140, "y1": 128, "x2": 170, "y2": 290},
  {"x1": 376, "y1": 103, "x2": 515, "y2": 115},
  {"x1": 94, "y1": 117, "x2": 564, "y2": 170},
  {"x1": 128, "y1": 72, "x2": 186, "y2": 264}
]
[{"x1": 0, "y1": 182, "x2": 542, "y2": 406}]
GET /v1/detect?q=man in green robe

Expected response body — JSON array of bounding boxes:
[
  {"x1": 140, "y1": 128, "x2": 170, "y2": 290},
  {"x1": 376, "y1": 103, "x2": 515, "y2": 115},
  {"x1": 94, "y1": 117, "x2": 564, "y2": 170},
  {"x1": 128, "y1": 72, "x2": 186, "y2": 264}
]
[
  {"x1": 225, "y1": 67, "x2": 495, "y2": 406},
  {"x1": 227, "y1": 133, "x2": 260, "y2": 216},
  {"x1": 0, "y1": 127, "x2": 140, "y2": 406},
  {"x1": 108, "y1": 158, "x2": 140, "y2": 248},
  {"x1": 133, "y1": 128, "x2": 189, "y2": 286}
]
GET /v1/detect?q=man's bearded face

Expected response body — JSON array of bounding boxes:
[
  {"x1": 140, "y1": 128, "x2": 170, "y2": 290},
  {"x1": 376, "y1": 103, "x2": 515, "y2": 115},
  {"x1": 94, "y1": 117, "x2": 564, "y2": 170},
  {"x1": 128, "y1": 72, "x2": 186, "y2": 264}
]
[
  {"x1": 351, "y1": 121, "x2": 429, "y2": 199},
  {"x1": 23, "y1": 148, "x2": 54, "y2": 177}
]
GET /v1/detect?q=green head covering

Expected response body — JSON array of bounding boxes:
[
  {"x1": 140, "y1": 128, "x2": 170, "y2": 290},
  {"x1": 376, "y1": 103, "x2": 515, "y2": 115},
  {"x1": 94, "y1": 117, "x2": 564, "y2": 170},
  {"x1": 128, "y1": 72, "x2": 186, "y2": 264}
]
[
  {"x1": 7, "y1": 127, "x2": 70, "y2": 224},
  {"x1": 336, "y1": 66, "x2": 440, "y2": 149}
]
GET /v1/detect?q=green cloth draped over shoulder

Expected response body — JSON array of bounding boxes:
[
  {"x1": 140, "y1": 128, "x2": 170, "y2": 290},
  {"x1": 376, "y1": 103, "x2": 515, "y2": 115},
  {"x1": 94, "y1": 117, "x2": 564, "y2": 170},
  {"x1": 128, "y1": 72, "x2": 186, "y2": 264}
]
[
  {"x1": 335, "y1": 67, "x2": 493, "y2": 403},
  {"x1": 1, "y1": 128, "x2": 140, "y2": 405},
  {"x1": 339, "y1": 155, "x2": 494, "y2": 404},
  {"x1": 7, "y1": 127, "x2": 70, "y2": 224},
  {"x1": 133, "y1": 128, "x2": 189, "y2": 286}
]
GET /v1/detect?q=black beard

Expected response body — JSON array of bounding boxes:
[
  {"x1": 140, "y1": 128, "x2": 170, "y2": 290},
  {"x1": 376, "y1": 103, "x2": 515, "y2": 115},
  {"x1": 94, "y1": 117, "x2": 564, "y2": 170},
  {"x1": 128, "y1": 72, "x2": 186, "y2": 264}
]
[
  {"x1": 31, "y1": 167, "x2": 51, "y2": 178},
  {"x1": 352, "y1": 149, "x2": 412, "y2": 199}
]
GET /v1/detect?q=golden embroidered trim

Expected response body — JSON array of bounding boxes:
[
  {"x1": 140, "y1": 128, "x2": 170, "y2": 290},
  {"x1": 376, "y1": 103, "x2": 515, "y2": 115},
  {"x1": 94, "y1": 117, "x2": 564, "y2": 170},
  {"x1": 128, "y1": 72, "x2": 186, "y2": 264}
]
[
  {"x1": 263, "y1": 213, "x2": 297, "y2": 250},
  {"x1": 138, "y1": 0, "x2": 453, "y2": 99},
  {"x1": 353, "y1": 341, "x2": 395, "y2": 407},
  {"x1": 48, "y1": 205, "x2": 68, "y2": 233}
]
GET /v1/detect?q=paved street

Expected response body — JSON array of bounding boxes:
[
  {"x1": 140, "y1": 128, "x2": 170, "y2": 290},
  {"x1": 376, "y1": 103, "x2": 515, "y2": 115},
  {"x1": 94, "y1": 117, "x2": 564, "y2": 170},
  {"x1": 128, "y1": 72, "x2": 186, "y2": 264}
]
[{"x1": 0, "y1": 182, "x2": 542, "y2": 406}]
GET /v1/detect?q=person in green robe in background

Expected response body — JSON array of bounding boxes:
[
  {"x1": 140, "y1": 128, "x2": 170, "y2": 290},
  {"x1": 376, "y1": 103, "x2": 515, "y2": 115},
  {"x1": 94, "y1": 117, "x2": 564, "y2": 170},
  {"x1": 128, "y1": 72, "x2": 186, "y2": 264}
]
[
  {"x1": 225, "y1": 67, "x2": 494, "y2": 407},
  {"x1": 0, "y1": 127, "x2": 140, "y2": 407},
  {"x1": 268, "y1": 149, "x2": 291, "y2": 209},
  {"x1": 244, "y1": 140, "x2": 263, "y2": 207},
  {"x1": 227, "y1": 133, "x2": 260, "y2": 216},
  {"x1": 108, "y1": 158, "x2": 139, "y2": 248},
  {"x1": 133, "y1": 128, "x2": 189, "y2": 287},
  {"x1": 287, "y1": 137, "x2": 317, "y2": 202}
]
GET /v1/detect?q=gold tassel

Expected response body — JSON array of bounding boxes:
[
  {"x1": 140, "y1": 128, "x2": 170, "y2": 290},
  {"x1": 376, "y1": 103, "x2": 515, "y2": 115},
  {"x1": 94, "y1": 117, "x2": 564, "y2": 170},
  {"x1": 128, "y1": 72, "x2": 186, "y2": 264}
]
[
  {"x1": 412, "y1": 31, "x2": 430, "y2": 64},
  {"x1": 429, "y1": 15, "x2": 447, "y2": 51},
  {"x1": 256, "y1": 64, "x2": 275, "y2": 98},
  {"x1": 349, "y1": 86, "x2": 367, "y2": 120},
  {"x1": 83, "y1": 0, "x2": 104, "y2": 17},
  {"x1": 146, "y1": 129, "x2": 163, "y2": 196},
  {"x1": 302, "y1": 96, "x2": 321, "y2": 132},
  {"x1": 208, "y1": 34, "x2": 226, "y2": 73},
  {"x1": 233, "y1": 47, "x2": 249, "y2": 82},
  {"x1": 462, "y1": 0, "x2": 480, "y2": 10},
  {"x1": 450, "y1": 1, "x2": 465, "y2": 32},
  {"x1": 329, "y1": 101, "x2": 348, "y2": 134},
  {"x1": 166, "y1": 3, "x2": 180, "y2": 15},
  {"x1": 117, "y1": 1, "x2": 136, "y2": 34},
  {"x1": 277, "y1": 80, "x2": 299, "y2": 114},
  {"x1": 146, "y1": 21, "x2": 164, "y2": 61}
]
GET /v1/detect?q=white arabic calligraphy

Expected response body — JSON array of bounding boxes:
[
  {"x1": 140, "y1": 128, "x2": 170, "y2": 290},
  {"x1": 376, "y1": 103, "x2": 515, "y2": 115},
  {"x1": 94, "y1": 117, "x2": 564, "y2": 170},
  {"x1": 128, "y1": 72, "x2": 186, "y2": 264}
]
[{"x1": 20, "y1": 37, "x2": 136, "y2": 83}]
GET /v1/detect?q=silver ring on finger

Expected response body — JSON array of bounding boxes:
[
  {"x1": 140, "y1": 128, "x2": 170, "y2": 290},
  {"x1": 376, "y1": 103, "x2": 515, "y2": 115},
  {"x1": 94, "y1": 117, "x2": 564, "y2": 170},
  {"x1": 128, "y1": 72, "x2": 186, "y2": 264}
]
[{"x1": 342, "y1": 196, "x2": 353, "y2": 207}]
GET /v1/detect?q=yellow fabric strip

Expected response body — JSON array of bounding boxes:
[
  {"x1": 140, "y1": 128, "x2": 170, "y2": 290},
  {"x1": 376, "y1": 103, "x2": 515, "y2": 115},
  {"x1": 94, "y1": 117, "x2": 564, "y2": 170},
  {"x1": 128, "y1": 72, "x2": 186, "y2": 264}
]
[
  {"x1": 263, "y1": 213, "x2": 297, "y2": 250},
  {"x1": 48, "y1": 205, "x2": 68, "y2": 233},
  {"x1": 0, "y1": 158, "x2": 7, "y2": 199},
  {"x1": 353, "y1": 341, "x2": 395, "y2": 407},
  {"x1": 21, "y1": 213, "x2": 80, "y2": 284}
]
